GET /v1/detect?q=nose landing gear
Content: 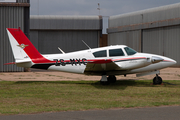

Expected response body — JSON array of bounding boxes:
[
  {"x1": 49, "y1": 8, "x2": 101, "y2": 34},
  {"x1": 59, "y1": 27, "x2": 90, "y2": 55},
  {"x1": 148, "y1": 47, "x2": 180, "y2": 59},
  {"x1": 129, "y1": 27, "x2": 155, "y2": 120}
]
[{"x1": 153, "y1": 74, "x2": 162, "y2": 85}]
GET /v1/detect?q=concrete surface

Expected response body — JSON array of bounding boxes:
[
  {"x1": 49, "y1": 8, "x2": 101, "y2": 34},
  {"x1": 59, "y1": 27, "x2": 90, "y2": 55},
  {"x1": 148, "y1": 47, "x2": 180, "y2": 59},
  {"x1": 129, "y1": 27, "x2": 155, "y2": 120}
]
[{"x1": 1, "y1": 106, "x2": 180, "y2": 120}]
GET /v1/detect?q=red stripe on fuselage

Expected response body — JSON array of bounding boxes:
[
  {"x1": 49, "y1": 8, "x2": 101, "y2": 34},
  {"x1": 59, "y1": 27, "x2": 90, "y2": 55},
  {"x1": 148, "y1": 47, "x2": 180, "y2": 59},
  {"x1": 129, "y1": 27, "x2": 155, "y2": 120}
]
[
  {"x1": 62, "y1": 59, "x2": 112, "y2": 64},
  {"x1": 87, "y1": 59, "x2": 112, "y2": 64},
  {"x1": 163, "y1": 60, "x2": 174, "y2": 62}
]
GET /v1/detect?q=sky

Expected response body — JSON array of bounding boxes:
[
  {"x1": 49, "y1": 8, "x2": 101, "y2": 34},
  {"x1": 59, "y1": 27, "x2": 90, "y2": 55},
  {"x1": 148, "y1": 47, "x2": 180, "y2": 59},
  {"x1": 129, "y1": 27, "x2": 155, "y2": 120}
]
[
  {"x1": 30, "y1": 0, "x2": 180, "y2": 16},
  {"x1": 30, "y1": 0, "x2": 180, "y2": 34}
]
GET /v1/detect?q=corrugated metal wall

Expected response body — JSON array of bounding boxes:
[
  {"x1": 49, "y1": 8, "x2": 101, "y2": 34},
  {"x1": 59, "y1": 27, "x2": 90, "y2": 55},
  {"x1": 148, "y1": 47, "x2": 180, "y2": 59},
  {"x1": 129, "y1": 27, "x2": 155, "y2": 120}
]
[
  {"x1": 108, "y1": 30, "x2": 141, "y2": 52},
  {"x1": 143, "y1": 25, "x2": 180, "y2": 66},
  {"x1": 17, "y1": 0, "x2": 29, "y2": 3},
  {"x1": 143, "y1": 28, "x2": 164, "y2": 55},
  {"x1": 30, "y1": 16, "x2": 101, "y2": 30},
  {"x1": 0, "y1": 1, "x2": 30, "y2": 72},
  {"x1": 108, "y1": 3, "x2": 180, "y2": 67},
  {"x1": 0, "y1": 7, "x2": 24, "y2": 72},
  {"x1": 30, "y1": 15, "x2": 102, "y2": 54},
  {"x1": 38, "y1": 31, "x2": 98, "y2": 53}
]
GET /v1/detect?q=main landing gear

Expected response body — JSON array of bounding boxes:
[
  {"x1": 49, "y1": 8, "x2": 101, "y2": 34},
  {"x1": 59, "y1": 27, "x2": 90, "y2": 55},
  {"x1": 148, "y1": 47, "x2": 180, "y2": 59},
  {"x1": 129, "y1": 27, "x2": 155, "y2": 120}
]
[
  {"x1": 100, "y1": 75, "x2": 117, "y2": 85},
  {"x1": 100, "y1": 74, "x2": 163, "y2": 85},
  {"x1": 153, "y1": 74, "x2": 163, "y2": 85}
]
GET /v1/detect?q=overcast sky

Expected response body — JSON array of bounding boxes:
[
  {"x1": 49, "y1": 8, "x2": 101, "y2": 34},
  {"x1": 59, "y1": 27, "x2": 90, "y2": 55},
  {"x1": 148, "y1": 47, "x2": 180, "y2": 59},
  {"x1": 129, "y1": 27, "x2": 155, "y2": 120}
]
[{"x1": 30, "y1": 0, "x2": 180, "y2": 16}]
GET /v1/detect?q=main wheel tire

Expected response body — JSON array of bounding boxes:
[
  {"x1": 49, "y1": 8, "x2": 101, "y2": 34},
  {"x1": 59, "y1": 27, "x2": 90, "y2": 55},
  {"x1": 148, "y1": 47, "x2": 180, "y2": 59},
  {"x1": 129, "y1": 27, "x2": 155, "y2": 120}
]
[
  {"x1": 108, "y1": 75, "x2": 117, "y2": 83},
  {"x1": 153, "y1": 76, "x2": 162, "y2": 85},
  {"x1": 100, "y1": 81, "x2": 110, "y2": 85}
]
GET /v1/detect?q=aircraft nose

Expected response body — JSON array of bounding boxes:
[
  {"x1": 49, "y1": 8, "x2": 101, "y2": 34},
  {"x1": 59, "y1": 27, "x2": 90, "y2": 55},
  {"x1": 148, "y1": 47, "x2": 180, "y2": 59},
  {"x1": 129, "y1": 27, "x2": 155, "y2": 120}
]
[
  {"x1": 171, "y1": 59, "x2": 177, "y2": 65},
  {"x1": 164, "y1": 57, "x2": 177, "y2": 66}
]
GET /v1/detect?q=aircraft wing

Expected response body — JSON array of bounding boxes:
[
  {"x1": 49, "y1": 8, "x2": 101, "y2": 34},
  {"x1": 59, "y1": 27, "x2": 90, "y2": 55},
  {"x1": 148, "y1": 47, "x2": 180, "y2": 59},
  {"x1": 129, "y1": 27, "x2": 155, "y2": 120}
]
[{"x1": 84, "y1": 59, "x2": 120, "y2": 72}]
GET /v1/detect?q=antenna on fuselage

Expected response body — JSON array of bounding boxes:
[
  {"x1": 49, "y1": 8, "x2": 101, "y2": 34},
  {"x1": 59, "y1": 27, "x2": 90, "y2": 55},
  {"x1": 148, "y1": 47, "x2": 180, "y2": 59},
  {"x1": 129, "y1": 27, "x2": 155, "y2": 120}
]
[
  {"x1": 82, "y1": 40, "x2": 91, "y2": 49},
  {"x1": 58, "y1": 47, "x2": 65, "y2": 54}
]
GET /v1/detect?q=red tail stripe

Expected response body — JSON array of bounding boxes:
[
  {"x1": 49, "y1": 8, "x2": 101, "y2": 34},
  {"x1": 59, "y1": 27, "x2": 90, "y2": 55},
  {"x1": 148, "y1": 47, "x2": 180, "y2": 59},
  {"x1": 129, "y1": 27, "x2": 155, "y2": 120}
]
[{"x1": 7, "y1": 28, "x2": 53, "y2": 63}]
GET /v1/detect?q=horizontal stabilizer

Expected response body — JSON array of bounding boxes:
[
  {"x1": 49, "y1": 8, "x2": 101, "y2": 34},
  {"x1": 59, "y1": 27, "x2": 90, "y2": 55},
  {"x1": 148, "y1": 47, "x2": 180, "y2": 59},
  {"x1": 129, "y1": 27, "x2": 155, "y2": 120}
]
[
  {"x1": 15, "y1": 59, "x2": 32, "y2": 64},
  {"x1": 4, "y1": 62, "x2": 16, "y2": 65},
  {"x1": 4, "y1": 59, "x2": 32, "y2": 67}
]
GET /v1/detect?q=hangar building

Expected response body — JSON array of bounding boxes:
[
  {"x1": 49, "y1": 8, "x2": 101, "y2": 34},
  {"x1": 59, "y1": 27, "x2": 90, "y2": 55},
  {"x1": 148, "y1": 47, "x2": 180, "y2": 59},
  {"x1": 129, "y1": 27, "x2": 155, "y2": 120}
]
[
  {"x1": 107, "y1": 3, "x2": 180, "y2": 67},
  {"x1": 0, "y1": 1, "x2": 102, "y2": 72},
  {"x1": 1, "y1": 1, "x2": 180, "y2": 72},
  {"x1": 30, "y1": 15, "x2": 102, "y2": 54},
  {"x1": 0, "y1": 0, "x2": 30, "y2": 72}
]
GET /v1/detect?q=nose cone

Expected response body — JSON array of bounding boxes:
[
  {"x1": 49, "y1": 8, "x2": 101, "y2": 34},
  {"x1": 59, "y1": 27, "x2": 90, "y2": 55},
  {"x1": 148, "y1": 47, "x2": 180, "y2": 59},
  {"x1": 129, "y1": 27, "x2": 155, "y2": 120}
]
[
  {"x1": 168, "y1": 58, "x2": 177, "y2": 65},
  {"x1": 163, "y1": 57, "x2": 177, "y2": 67}
]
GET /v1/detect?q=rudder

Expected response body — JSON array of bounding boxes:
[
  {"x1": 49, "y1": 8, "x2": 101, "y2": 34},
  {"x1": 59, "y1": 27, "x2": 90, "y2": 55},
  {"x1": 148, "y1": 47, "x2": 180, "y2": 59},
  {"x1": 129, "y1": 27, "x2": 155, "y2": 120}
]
[{"x1": 7, "y1": 28, "x2": 52, "y2": 64}]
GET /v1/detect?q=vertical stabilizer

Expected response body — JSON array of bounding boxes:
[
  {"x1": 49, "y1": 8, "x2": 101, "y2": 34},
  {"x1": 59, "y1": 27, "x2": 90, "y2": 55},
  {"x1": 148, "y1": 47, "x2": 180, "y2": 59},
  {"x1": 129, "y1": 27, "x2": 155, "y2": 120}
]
[
  {"x1": 6, "y1": 28, "x2": 52, "y2": 64},
  {"x1": 7, "y1": 28, "x2": 28, "y2": 60}
]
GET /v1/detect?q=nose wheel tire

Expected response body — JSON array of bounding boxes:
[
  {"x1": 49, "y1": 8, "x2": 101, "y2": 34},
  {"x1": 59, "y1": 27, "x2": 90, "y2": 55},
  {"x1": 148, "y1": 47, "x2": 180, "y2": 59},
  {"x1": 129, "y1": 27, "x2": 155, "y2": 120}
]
[{"x1": 153, "y1": 75, "x2": 162, "y2": 85}]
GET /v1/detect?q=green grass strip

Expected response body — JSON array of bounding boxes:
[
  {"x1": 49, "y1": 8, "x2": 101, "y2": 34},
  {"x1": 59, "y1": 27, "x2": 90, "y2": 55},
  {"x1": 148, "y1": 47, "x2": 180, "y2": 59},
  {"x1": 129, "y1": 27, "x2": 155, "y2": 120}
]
[{"x1": 0, "y1": 80, "x2": 180, "y2": 115}]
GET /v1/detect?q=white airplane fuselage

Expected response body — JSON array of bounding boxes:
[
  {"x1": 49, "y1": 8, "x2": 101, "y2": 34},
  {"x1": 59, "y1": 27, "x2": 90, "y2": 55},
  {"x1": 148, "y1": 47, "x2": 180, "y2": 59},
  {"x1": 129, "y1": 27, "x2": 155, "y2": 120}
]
[
  {"x1": 16, "y1": 45, "x2": 176, "y2": 76},
  {"x1": 6, "y1": 28, "x2": 177, "y2": 85}
]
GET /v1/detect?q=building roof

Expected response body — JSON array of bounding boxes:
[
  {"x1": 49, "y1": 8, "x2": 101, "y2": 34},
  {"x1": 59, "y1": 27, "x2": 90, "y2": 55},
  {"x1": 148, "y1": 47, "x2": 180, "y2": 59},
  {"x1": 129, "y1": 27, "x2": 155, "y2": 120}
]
[
  {"x1": 30, "y1": 15, "x2": 102, "y2": 30},
  {"x1": 109, "y1": 3, "x2": 180, "y2": 28}
]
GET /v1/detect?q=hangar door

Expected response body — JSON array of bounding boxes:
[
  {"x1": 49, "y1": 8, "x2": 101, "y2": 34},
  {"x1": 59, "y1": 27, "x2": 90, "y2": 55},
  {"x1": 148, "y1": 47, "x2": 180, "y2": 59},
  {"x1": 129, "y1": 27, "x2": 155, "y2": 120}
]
[
  {"x1": 30, "y1": 30, "x2": 99, "y2": 54},
  {"x1": 108, "y1": 30, "x2": 141, "y2": 52},
  {"x1": 143, "y1": 26, "x2": 180, "y2": 67}
]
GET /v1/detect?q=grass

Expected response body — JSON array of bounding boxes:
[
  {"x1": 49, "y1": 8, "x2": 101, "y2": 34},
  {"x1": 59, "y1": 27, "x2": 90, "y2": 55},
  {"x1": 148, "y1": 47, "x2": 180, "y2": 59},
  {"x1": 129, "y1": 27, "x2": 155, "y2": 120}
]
[{"x1": 0, "y1": 80, "x2": 180, "y2": 115}]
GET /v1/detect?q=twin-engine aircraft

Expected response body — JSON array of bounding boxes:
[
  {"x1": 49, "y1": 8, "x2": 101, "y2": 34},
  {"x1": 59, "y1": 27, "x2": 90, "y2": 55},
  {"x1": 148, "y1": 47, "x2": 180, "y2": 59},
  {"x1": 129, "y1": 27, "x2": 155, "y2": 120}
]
[{"x1": 6, "y1": 28, "x2": 176, "y2": 85}]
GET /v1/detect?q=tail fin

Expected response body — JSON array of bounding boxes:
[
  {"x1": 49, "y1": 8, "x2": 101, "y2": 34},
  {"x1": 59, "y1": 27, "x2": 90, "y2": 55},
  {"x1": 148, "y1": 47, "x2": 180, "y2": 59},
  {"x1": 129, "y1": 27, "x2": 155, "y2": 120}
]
[{"x1": 6, "y1": 28, "x2": 52, "y2": 64}]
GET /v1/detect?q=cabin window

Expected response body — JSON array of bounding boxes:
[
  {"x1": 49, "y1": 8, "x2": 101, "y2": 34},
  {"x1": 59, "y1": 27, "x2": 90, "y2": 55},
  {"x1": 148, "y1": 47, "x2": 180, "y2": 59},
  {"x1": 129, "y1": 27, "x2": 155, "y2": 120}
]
[
  {"x1": 109, "y1": 49, "x2": 125, "y2": 57},
  {"x1": 93, "y1": 50, "x2": 107, "y2": 58},
  {"x1": 124, "y1": 47, "x2": 137, "y2": 55}
]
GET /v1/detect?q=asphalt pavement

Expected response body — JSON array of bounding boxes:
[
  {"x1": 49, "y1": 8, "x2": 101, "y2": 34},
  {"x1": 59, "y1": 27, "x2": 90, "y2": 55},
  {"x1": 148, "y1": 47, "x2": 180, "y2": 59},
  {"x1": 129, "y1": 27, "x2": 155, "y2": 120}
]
[{"x1": 1, "y1": 106, "x2": 180, "y2": 120}]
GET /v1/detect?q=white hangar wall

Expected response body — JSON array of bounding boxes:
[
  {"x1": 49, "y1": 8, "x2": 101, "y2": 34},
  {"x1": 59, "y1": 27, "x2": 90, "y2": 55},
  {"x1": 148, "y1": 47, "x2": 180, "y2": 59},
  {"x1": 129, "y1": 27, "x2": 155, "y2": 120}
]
[
  {"x1": 30, "y1": 15, "x2": 102, "y2": 54},
  {"x1": 107, "y1": 3, "x2": 180, "y2": 67}
]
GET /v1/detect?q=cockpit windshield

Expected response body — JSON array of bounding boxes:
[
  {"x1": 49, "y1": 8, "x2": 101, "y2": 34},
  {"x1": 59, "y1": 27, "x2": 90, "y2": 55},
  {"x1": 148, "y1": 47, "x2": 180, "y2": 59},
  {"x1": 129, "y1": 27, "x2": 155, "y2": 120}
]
[{"x1": 124, "y1": 47, "x2": 137, "y2": 55}]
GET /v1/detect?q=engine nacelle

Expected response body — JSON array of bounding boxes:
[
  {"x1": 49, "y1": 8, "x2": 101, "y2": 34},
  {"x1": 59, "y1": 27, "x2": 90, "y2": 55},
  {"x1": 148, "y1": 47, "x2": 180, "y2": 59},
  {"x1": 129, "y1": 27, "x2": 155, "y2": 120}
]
[
  {"x1": 117, "y1": 57, "x2": 151, "y2": 70},
  {"x1": 151, "y1": 56, "x2": 164, "y2": 63}
]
